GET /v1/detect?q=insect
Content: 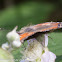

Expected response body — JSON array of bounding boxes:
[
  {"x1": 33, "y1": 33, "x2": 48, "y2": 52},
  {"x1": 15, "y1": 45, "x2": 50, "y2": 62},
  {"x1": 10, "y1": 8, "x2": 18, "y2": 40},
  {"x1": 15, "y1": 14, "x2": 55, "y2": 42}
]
[{"x1": 18, "y1": 22, "x2": 62, "y2": 43}]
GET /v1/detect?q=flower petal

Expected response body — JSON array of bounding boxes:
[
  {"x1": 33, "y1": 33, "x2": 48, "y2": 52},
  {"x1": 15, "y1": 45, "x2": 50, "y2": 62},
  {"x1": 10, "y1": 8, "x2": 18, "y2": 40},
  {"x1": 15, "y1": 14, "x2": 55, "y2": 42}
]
[
  {"x1": 44, "y1": 34, "x2": 49, "y2": 47},
  {"x1": 41, "y1": 51, "x2": 56, "y2": 62},
  {"x1": 20, "y1": 60, "x2": 29, "y2": 62},
  {"x1": 41, "y1": 34, "x2": 49, "y2": 47}
]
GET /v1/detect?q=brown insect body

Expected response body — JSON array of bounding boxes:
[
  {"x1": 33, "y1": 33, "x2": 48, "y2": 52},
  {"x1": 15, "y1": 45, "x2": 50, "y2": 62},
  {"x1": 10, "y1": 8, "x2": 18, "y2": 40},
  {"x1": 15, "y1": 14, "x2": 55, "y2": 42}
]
[{"x1": 18, "y1": 22, "x2": 62, "y2": 42}]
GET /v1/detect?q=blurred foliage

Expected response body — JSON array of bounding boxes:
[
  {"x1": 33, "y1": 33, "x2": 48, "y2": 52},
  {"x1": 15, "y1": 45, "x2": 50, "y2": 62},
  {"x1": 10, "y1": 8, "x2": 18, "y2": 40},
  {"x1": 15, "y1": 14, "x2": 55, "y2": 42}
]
[
  {"x1": 49, "y1": 32, "x2": 62, "y2": 62},
  {"x1": 0, "y1": 2, "x2": 55, "y2": 29},
  {"x1": 0, "y1": 1, "x2": 62, "y2": 62},
  {"x1": 0, "y1": 48, "x2": 14, "y2": 62}
]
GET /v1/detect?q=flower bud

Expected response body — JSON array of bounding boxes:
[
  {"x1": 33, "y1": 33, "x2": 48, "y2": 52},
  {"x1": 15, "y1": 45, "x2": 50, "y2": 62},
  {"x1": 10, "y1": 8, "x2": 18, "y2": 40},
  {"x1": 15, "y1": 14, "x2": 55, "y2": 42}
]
[
  {"x1": 12, "y1": 41, "x2": 22, "y2": 47},
  {"x1": 6, "y1": 26, "x2": 20, "y2": 42},
  {"x1": 1, "y1": 42, "x2": 9, "y2": 50},
  {"x1": 6, "y1": 26, "x2": 22, "y2": 48}
]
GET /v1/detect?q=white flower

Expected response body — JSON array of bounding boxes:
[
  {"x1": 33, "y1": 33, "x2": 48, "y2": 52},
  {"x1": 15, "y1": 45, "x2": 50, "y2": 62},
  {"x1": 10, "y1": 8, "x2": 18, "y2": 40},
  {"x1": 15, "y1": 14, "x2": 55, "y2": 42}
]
[
  {"x1": 21, "y1": 39, "x2": 43, "y2": 62},
  {"x1": 20, "y1": 34, "x2": 56, "y2": 62}
]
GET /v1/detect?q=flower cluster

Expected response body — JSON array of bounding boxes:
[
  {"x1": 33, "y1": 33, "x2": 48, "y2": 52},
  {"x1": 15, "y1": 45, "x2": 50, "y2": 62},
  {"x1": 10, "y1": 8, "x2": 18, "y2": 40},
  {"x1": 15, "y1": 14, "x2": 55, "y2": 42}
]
[
  {"x1": 2, "y1": 26, "x2": 22, "y2": 51},
  {"x1": 20, "y1": 34, "x2": 56, "y2": 62}
]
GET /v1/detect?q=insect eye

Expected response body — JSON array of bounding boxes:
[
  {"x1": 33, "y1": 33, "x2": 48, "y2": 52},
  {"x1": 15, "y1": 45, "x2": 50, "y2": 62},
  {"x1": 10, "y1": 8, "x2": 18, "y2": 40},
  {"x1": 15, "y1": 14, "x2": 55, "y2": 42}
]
[{"x1": 58, "y1": 22, "x2": 62, "y2": 28}]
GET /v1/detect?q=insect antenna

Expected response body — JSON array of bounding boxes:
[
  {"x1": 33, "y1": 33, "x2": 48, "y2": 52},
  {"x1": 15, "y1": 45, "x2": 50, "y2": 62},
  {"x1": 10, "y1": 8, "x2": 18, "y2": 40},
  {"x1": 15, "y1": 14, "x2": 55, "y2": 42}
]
[
  {"x1": 48, "y1": 36, "x2": 56, "y2": 45},
  {"x1": 48, "y1": 36, "x2": 54, "y2": 41}
]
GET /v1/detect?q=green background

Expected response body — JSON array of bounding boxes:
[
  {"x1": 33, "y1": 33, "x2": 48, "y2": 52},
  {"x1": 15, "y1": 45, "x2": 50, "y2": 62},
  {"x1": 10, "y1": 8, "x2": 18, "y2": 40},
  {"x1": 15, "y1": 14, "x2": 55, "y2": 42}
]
[{"x1": 0, "y1": 1, "x2": 62, "y2": 62}]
